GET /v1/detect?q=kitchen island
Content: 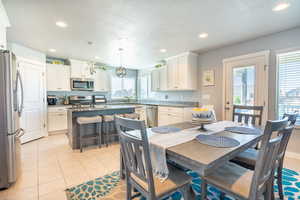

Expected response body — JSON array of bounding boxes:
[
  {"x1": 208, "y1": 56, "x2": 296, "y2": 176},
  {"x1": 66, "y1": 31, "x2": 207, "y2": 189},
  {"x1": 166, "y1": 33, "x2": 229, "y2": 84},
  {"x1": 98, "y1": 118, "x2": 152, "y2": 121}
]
[{"x1": 67, "y1": 105, "x2": 136, "y2": 149}]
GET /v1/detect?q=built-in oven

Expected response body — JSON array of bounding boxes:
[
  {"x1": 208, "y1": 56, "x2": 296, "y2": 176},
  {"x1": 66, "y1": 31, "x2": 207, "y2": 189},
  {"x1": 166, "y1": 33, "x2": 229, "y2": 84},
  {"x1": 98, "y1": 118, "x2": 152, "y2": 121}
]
[{"x1": 71, "y1": 78, "x2": 94, "y2": 91}]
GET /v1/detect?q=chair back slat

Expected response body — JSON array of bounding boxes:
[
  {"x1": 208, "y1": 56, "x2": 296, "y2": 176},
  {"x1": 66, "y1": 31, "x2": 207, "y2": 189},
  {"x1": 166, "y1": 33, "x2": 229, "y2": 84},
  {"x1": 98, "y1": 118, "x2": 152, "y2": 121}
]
[
  {"x1": 115, "y1": 116, "x2": 156, "y2": 195},
  {"x1": 277, "y1": 125, "x2": 294, "y2": 161},
  {"x1": 249, "y1": 119, "x2": 288, "y2": 199},
  {"x1": 283, "y1": 113, "x2": 298, "y2": 125},
  {"x1": 232, "y1": 105, "x2": 263, "y2": 126}
]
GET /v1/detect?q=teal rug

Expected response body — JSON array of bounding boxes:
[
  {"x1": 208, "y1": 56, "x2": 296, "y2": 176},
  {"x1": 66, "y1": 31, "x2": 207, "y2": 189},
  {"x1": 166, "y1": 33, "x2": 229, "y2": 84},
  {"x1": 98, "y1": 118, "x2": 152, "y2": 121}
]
[{"x1": 66, "y1": 168, "x2": 300, "y2": 200}]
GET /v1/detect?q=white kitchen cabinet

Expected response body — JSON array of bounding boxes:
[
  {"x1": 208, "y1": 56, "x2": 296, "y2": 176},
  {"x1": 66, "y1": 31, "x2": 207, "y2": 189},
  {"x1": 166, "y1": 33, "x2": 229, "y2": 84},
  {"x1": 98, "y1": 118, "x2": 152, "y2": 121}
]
[
  {"x1": 47, "y1": 107, "x2": 68, "y2": 133},
  {"x1": 151, "y1": 69, "x2": 160, "y2": 91},
  {"x1": 166, "y1": 52, "x2": 198, "y2": 91},
  {"x1": 70, "y1": 59, "x2": 93, "y2": 79},
  {"x1": 159, "y1": 66, "x2": 168, "y2": 91},
  {"x1": 94, "y1": 69, "x2": 110, "y2": 92},
  {"x1": 46, "y1": 64, "x2": 70, "y2": 91},
  {"x1": 0, "y1": 24, "x2": 6, "y2": 50},
  {"x1": 158, "y1": 106, "x2": 193, "y2": 126},
  {"x1": 135, "y1": 106, "x2": 147, "y2": 126},
  {"x1": 0, "y1": 3, "x2": 10, "y2": 50},
  {"x1": 151, "y1": 66, "x2": 168, "y2": 91}
]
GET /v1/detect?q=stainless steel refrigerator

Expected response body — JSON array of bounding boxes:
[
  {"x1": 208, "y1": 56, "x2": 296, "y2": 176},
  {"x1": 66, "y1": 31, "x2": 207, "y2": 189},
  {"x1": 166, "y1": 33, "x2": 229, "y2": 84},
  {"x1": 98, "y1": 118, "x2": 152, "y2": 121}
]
[{"x1": 0, "y1": 50, "x2": 24, "y2": 189}]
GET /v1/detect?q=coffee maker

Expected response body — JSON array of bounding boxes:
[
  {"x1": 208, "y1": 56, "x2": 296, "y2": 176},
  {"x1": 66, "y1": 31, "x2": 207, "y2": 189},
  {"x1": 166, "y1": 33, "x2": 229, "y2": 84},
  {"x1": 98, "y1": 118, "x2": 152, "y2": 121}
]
[{"x1": 47, "y1": 95, "x2": 57, "y2": 105}]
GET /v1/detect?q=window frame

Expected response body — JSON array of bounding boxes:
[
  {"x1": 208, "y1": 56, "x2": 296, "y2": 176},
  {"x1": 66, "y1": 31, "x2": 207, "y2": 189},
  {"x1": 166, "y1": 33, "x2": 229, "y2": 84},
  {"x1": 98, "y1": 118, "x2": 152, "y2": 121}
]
[
  {"x1": 110, "y1": 74, "x2": 137, "y2": 100},
  {"x1": 276, "y1": 49, "x2": 300, "y2": 128}
]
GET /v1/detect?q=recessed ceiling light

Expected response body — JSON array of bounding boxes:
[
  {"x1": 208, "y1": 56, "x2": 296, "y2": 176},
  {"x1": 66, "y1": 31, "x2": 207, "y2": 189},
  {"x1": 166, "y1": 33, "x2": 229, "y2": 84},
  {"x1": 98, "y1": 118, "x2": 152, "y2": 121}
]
[
  {"x1": 160, "y1": 49, "x2": 167, "y2": 53},
  {"x1": 198, "y1": 33, "x2": 208, "y2": 38},
  {"x1": 95, "y1": 56, "x2": 100, "y2": 59},
  {"x1": 272, "y1": 2, "x2": 290, "y2": 11},
  {"x1": 56, "y1": 21, "x2": 68, "y2": 28},
  {"x1": 48, "y1": 48, "x2": 56, "y2": 52}
]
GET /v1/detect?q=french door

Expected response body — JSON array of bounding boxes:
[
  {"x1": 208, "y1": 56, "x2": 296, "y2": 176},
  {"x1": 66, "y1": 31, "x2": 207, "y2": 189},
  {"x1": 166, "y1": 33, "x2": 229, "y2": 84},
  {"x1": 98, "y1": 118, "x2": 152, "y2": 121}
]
[
  {"x1": 223, "y1": 51, "x2": 269, "y2": 123},
  {"x1": 18, "y1": 59, "x2": 46, "y2": 144}
]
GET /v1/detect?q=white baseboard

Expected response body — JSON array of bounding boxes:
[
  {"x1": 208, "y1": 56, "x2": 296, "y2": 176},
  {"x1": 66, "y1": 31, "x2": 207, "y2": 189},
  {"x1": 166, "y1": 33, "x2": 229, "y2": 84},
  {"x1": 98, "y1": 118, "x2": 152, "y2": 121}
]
[{"x1": 286, "y1": 151, "x2": 300, "y2": 160}]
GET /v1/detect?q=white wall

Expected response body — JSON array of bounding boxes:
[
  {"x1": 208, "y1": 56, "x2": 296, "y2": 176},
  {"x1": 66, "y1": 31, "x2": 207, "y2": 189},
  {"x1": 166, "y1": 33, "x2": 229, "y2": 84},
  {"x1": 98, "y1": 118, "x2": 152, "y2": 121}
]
[{"x1": 8, "y1": 43, "x2": 46, "y2": 63}]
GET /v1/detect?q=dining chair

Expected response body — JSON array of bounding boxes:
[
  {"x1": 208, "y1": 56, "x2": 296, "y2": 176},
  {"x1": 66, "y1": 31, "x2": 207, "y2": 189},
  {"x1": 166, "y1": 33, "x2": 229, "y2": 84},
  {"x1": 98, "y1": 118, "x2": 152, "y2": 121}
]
[
  {"x1": 231, "y1": 113, "x2": 298, "y2": 199},
  {"x1": 201, "y1": 119, "x2": 288, "y2": 200},
  {"x1": 232, "y1": 105, "x2": 264, "y2": 126},
  {"x1": 115, "y1": 116, "x2": 193, "y2": 200}
]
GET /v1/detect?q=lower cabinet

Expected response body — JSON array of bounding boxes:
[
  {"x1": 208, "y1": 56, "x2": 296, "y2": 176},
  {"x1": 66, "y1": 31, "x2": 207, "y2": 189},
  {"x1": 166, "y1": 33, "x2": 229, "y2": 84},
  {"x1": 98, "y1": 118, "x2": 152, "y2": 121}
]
[
  {"x1": 48, "y1": 107, "x2": 69, "y2": 133},
  {"x1": 158, "y1": 106, "x2": 193, "y2": 126},
  {"x1": 135, "y1": 106, "x2": 147, "y2": 126}
]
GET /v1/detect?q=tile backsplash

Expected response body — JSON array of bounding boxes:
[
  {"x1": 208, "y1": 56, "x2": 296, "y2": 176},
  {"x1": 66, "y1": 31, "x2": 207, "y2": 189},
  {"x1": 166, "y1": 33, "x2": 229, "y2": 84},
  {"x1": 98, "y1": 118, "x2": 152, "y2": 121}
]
[{"x1": 139, "y1": 90, "x2": 201, "y2": 103}]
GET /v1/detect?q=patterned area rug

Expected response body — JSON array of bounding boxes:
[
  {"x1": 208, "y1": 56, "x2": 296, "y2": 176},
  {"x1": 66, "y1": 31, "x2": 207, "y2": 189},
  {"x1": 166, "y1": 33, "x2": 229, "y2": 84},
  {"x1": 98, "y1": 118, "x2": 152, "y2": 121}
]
[{"x1": 66, "y1": 168, "x2": 300, "y2": 200}]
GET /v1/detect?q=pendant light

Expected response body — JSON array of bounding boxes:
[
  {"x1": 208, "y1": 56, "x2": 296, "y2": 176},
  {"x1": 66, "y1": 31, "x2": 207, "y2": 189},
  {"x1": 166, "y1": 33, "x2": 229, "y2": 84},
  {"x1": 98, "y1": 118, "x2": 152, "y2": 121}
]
[{"x1": 116, "y1": 48, "x2": 127, "y2": 78}]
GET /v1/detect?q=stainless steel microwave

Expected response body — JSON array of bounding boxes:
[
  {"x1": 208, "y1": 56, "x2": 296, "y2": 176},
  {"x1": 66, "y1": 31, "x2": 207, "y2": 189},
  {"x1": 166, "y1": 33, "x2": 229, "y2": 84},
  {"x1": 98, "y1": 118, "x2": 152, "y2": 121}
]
[{"x1": 71, "y1": 78, "x2": 94, "y2": 91}]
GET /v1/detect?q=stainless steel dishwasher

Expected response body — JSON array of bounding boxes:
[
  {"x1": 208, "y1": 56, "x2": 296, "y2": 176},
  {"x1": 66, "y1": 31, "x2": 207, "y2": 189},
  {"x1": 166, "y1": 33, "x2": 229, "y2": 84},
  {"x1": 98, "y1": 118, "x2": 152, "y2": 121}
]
[{"x1": 146, "y1": 105, "x2": 158, "y2": 127}]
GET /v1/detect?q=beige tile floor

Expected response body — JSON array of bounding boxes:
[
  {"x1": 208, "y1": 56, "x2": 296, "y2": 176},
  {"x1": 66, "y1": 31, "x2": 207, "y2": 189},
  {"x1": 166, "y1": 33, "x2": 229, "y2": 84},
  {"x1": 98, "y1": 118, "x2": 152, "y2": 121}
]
[
  {"x1": 0, "y1": 134, "x2": 120, "y2": 200},
  {"x1": 0, "y1": 133, "x2": 300, "y2": 200}
]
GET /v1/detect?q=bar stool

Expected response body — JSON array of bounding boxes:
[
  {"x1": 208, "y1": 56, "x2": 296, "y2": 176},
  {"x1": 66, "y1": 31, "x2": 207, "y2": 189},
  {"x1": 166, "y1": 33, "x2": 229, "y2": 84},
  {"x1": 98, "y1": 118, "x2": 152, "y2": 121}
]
[
  {"x1": 124, "y1": 113, "x2": 140, "y2": 119},
  {"x1": 102, "y1": 115, "x2": 119, "y2": 146},
  {"x1": 77, "y1": 116, "x2": 102, "y2": 152}
]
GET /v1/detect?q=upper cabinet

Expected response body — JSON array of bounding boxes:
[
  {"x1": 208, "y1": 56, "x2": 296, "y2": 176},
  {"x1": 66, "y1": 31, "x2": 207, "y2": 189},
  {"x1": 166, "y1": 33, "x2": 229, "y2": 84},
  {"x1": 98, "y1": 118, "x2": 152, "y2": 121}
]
[
  {"x1": 151, "y1": 52, "x2": 198, "y2": 91},
  {"x1": 0, "y1": 2, "x2": 10, "y2": 50},
  {"x1": 151, "y1": 66, "x2": 168, "y2": 91},
  {"x1": 46, "y1": 64, "x2": 70, "y2": 91},
  {"x1": 93, "y1": 69, "x2": 110, "y2": 92},
  {"x1": 166, "y1": 52, "x2": 198, "y2": 91},
  {"x1": 69, "y1": 59, "x2": 93, "y2": 79}
]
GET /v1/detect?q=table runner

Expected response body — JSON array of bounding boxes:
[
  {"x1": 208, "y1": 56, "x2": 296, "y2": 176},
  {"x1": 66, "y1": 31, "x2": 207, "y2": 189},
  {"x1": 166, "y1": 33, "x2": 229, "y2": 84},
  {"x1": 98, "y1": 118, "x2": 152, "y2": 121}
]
[{"x1": 148, "y1": 121, "x2": 238, "y2": 180}]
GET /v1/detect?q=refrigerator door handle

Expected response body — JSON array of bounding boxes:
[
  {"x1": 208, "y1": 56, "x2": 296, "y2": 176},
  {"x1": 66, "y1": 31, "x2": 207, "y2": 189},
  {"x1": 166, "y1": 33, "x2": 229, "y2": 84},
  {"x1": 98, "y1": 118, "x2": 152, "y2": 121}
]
[
  {"x1": 7, "y1": 128, "x2": 24, "y2": 137},
  {"x1": 16, "y1": 70, "x2": 24, "y2": 117}
]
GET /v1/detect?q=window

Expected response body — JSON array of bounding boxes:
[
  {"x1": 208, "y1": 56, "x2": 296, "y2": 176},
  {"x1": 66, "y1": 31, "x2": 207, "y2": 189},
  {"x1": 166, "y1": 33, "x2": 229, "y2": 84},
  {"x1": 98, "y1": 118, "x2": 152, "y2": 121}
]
[
  {"x1": 111, "y1": 74, "x2": 136, "y2": 99},
  {"x1": 277, "y1": 50, "x2": 300, "y2": 124},
  {"x1": 139, "y1": 73, "x2": 152, "y2": 99}
]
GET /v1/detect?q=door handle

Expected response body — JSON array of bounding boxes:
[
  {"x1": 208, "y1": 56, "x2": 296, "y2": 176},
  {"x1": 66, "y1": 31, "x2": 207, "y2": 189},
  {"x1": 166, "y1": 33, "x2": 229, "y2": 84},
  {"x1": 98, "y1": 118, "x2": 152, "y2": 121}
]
[{"x1": 225, "y1": 107, "x2": 230, "y2": 110}]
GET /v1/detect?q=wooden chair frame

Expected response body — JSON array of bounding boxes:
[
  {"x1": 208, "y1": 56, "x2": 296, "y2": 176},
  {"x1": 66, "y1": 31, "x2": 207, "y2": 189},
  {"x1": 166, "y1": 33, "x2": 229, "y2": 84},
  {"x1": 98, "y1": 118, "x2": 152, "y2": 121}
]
[
  {"x1": 115, "y1": 116, "x2": 191, "y2": 200},
  {"x1": 232, "y1": 105, "x2": 264, "y2": 126}
]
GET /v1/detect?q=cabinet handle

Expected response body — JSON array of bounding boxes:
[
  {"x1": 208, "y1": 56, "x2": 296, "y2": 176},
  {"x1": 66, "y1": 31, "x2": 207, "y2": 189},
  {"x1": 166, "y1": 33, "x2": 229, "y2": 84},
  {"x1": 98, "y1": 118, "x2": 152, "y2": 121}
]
[{"x1": 57, "y1": 87, "x2": 62, "y2": 90}]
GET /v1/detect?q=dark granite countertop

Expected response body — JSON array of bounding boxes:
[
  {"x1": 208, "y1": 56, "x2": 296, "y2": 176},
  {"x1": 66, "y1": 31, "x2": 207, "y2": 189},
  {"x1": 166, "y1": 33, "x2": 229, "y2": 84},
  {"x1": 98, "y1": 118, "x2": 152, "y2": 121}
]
[{"x1": 68, "y1": 105, "x2": 139, "y2": 112}]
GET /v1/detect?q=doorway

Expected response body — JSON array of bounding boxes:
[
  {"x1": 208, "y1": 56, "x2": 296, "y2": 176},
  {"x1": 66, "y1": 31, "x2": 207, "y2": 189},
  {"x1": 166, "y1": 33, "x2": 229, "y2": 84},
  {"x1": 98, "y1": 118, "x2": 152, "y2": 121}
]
[
  {"x1": 223, "y1": 51, "x2": 269, "y2": 123},
  {"x1": 17, "y1": 58, "x2": 46, "y2": 144}
]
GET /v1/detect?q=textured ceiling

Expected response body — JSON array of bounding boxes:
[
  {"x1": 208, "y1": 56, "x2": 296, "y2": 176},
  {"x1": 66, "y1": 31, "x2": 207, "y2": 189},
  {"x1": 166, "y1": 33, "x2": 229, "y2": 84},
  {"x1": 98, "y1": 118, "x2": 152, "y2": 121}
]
[{"x1": 3, "y1": 0, "x2": 300, "y2": 68}]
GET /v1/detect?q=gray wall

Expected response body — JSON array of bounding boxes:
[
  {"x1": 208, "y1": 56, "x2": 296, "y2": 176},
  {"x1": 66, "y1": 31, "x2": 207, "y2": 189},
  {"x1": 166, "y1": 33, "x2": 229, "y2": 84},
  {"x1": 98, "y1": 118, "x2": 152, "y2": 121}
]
[
  {"x1": 198, "y1": 27, "x2": 300, "y2": 120},
  {"x1": 197, "y1": 27, "x2": 300, "y2": 154}
]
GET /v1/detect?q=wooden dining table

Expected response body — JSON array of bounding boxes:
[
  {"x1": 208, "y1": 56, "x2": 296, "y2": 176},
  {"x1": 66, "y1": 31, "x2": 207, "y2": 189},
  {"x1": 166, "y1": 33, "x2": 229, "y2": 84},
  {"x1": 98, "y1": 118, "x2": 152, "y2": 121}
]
[{"x1": 120, "y1": 121, "x2": 263, "y2": 178}]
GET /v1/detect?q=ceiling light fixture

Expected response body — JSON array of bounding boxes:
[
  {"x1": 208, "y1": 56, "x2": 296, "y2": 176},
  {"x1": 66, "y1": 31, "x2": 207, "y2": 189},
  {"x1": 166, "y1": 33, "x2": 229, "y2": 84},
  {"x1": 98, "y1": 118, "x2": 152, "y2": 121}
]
[
  {"x1": 116, "y1": 48, "x2": 127, "y2": 78},
  {"x1": 160, "y1": 49, "x2": 167, "y2": 53},
  {"x1": 95, "y1": 56, "x2": 100, "y2": 59},
  {"x1": 56, "y1": 21, "x2": 68, "y2": 28},
  {"x1": 48, "y1": 48, "x2": 56, "y2": 52},
  {"x1": 272, "y1": 2, "x2": 290, "y2": 11},
  {"x1": 198, "y1": 33, "x2": 208, "y2": 38}
]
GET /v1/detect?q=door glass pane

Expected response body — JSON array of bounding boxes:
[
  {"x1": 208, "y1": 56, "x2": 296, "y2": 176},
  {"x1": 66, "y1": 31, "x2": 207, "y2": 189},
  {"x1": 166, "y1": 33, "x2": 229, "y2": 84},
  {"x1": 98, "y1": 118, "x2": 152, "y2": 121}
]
[{"x1": 233, "y1": 66, "x2": 255, "y2": 106}]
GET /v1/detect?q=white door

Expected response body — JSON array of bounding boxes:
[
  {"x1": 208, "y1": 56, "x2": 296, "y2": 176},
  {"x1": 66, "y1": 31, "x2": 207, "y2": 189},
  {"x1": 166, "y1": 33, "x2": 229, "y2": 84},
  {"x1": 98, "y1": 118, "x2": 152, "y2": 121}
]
[
  {"x1": 223, "y1": 51, "x2": 269, "y2": 123},
  {"x1": 18, "y1": 61, "x2": 46, "y2": 143}
]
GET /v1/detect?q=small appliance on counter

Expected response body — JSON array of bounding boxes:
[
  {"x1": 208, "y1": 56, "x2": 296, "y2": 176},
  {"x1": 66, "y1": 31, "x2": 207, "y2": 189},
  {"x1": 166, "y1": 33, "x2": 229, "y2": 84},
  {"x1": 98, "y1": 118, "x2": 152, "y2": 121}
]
[
  {"x1": 69, "y1": 95, "x2": 93, "y2": 109},
  {"x1": 47, "y1": 95, "x2": 57, "y2": 105},
  {"x1": 71, "y1": 78, "x2": 94, "y2": 91},
  {"x1": 93, "y1": 95, "x2": 107, "y2": 105}
]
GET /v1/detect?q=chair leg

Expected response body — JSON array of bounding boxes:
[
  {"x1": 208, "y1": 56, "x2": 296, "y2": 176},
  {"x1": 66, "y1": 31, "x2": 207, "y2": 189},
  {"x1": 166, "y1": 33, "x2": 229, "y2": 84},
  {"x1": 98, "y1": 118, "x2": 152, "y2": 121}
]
[
  {"x1": 277, "y1": 162, "x2": 284, "y2": 200},
  {"x1": 201, "y1": 180, "x2": 207, "y2": 200},
  {"x1": 126, "y1": 180, "x2": 132, "y2": 200},
  {"x1": 220, "y1": 192, "x2": 225, "y2": 200},
  {"x1": 98, "y1": 123, "x2": 102, "y2": 148},
  {"x1": 181, "y1": 184, "x2": 193, "y2": 200},
  {"x1": 79, "y1": 125, "x2": 83, "y2": 153}
]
